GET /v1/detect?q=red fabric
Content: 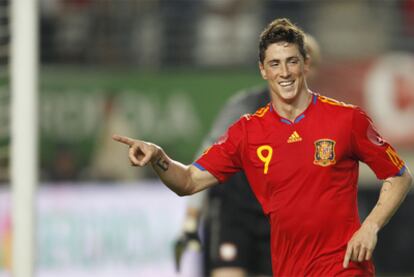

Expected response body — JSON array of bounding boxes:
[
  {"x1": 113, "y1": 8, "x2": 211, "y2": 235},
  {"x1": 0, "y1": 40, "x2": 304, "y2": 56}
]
[{"x1": 195, "y1": 93, "x2": 404, "y2": 275}]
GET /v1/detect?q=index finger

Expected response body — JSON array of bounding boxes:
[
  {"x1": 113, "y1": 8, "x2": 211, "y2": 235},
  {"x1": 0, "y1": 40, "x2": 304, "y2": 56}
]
[
  {"x1": 112, "y1": 134, "x2": 134, "y2": 146},
  {"x1": 343, "y1": 245, "x2": 352, "y2": 268}
]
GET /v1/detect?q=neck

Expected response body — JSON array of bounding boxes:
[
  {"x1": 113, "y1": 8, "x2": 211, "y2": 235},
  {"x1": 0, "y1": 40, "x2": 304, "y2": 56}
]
[{"x1": 271, "y1": 89, "x2": 312, "y2": 121}]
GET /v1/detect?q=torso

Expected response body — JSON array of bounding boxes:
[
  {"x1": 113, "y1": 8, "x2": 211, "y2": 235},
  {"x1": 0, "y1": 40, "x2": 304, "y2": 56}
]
[{"x1": 239, "y1": 94, "x2": 374, "y2": 275}]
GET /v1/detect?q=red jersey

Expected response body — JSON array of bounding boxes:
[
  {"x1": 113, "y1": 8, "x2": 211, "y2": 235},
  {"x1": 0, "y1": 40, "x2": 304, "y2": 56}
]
[{"x1": 194, "y1": 93, "x2": 406, "y2": 276}]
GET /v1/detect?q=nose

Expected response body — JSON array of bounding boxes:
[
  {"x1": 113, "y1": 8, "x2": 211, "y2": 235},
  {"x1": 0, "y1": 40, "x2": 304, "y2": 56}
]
[{"x1": 280, "y1": 63, "x2": 290, "y2": 78}]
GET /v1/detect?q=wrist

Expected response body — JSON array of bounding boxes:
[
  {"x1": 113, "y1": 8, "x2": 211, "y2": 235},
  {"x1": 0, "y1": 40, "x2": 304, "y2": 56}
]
[
  {"x1": 150, "y1": 144, "x2": 163, "y2": 164},
  {"x1": 362, "y1": 220, "x2": 380, "y2": 234}
]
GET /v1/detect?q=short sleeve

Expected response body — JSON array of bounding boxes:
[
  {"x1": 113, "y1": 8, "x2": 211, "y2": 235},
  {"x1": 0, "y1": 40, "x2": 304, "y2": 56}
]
[
  {"x1": 193, "y1": 119, "x2": 245, "y2": 183},
  {"x1": 351, "y1": 108, "x2": 406, "y2": 180}
]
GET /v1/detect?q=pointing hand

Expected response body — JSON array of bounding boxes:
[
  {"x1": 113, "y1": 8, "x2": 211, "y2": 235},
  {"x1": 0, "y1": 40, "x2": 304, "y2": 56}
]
[{"x1": 112, "y1": 134, "x2": 160, "y2": 167}]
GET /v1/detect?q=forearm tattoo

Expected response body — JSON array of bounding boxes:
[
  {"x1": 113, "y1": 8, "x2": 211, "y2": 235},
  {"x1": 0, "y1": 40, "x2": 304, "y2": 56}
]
[{"x1": 155, "y1": 157, "x2": 169, "y2": 171}]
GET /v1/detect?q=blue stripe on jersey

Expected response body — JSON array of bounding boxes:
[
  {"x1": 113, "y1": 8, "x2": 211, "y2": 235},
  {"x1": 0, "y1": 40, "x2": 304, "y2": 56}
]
[
  {"x1": 193, "y1": 162, "x2": 206, "y2": 171},
  {"x1": 280, "y1": 118, "x2": 292, "y2": 125},
  {"x1": 313, "y1": 94, "x2": 317, "y2": 104},
  {"x1": 395, "y1": 165, "x2": 407, "y2": 177},
  {"x1": 294, "y1": 114, "x2": 305, "y2": 123}
]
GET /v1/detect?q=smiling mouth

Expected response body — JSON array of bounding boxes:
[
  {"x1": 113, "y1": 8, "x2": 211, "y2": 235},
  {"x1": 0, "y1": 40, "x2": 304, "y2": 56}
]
[{"x1": 278, "y1": 80, "x2": 295, "y2": 87}]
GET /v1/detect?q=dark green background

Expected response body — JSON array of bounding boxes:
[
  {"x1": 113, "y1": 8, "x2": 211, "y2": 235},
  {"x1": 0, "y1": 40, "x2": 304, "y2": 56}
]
[{"x1": 40, "y1": 67, "x2": 264, "y2": 180}]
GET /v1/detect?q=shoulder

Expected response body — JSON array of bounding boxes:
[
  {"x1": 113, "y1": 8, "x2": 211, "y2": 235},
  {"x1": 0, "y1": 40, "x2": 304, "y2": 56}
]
[
  {"x1": 315, "y1": 93, "x2": 372, "y2": 126},
  {"x1": 238, "y1": 103, "x2": 271, "y2": 123},
  {"x1": 316, "y1": 93, "x2": 362, "y2": 116},
  {"x1": 227, "y1": 104, "x2": 271, "y2": 138},
  {"x1": 317, "y1": 94, "x2": 357, "y2": 110}
]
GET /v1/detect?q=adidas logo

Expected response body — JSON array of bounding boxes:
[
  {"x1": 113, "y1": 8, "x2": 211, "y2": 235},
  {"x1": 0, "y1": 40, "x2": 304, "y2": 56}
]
[{"x1": 287, "y1": 131, "x2": 302, "y2": 143}]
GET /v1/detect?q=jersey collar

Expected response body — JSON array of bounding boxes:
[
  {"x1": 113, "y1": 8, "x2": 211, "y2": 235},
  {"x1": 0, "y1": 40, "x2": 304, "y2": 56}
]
[{"x1": 269, "y1": 92, "x2": 318, "y2": 125}]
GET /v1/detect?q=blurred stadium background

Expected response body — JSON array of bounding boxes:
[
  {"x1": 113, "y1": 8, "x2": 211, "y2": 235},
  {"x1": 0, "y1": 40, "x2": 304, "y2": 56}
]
[{"x1": 1, "y1": 0, "x2": 414, "y2": 276}]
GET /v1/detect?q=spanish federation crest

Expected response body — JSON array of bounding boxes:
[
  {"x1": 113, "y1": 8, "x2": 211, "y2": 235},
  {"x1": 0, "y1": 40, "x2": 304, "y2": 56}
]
[{"x1": 313, "y1": 139, "x2": 336, "y2": 167}]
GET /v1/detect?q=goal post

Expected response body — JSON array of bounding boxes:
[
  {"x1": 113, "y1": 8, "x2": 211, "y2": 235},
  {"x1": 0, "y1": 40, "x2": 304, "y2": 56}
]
[{"x1": 10, "y1": 0, "x2": 39, "y2": 276}]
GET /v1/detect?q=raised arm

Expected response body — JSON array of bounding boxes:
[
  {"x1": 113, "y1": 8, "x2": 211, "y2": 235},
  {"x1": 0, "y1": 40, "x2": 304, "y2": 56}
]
[
  {"x1": 112, "y1": 134, "x2": 219, "y2": 196},
  {"x1": 343, "y1": 168, "x2": 413, "y2": 268}
]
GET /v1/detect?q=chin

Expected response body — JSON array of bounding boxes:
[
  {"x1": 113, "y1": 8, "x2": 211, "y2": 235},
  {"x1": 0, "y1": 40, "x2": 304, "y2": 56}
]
[{"x1": 279, "y1": 90, "x2": 298, "y2": 101}]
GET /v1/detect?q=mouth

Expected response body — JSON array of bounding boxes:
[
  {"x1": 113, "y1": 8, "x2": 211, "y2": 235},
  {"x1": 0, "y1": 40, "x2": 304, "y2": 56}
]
[{"x1": 278, "y1": 80, "x2": 295, "y2": 88}]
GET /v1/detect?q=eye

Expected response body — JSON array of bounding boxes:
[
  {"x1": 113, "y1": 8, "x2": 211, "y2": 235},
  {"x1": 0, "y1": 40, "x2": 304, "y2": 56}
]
[
  {"x1": 269, "y1": 62, "x2": 279, "y2": 67},
  {"x1": 289, "y1": 59, "x2": 299, "y2": 64}
]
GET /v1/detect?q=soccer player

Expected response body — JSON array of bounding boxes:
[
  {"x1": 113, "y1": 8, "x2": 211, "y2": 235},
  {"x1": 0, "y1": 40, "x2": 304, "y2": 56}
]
[
  {"x1": 113, "y1": 18, "x2": 412, "y2": 276},
  {"x1": 175, "y1": 33, "x2": 321, "y2": 277}
]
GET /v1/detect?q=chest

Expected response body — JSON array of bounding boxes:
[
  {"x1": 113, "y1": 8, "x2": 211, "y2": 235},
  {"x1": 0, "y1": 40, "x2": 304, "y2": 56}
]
[{"x1": 243, "y1": 117, "x2": 353, "y2": 177}]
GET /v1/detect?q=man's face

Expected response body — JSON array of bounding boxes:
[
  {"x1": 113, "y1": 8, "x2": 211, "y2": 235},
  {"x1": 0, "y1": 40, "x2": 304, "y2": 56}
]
[{"x1": 259, "y1": 42, "x2": 309, "y2": 103}]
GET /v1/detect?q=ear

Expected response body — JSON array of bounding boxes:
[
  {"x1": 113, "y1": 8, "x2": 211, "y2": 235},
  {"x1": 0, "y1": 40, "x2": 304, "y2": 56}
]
[{"x1": 259, "y1": 61, "x2": 268, "y2": 80}]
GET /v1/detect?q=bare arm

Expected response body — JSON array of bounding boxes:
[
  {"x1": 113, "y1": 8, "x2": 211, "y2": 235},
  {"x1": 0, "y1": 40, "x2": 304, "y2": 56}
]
[
  {"x1": 343, "y1": 168, "x2": 413, "y2": 268},
  {"x1": 112, "y1": 134, "x2": 219, "y2": 196}
]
